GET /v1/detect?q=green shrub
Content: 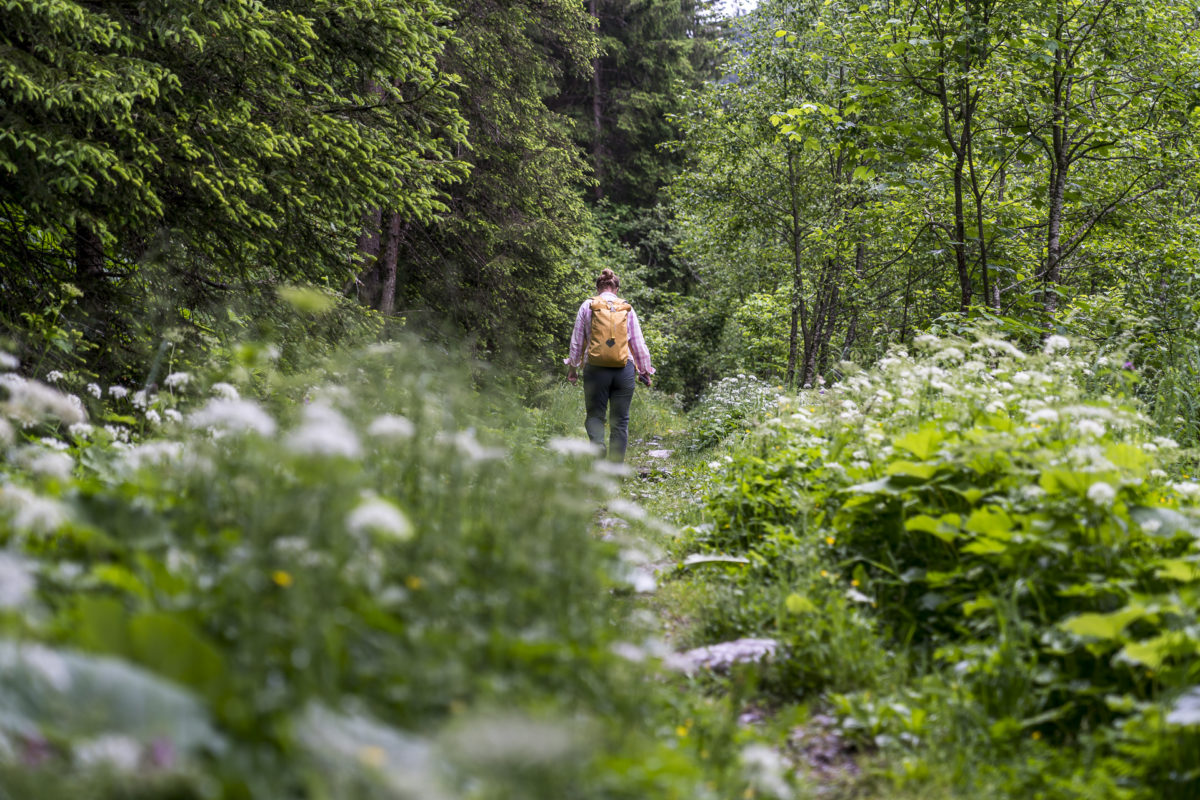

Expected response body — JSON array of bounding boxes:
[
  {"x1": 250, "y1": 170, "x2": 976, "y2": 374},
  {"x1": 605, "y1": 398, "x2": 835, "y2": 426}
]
[
  {"x1": 681, "y1": 327, "x2": 1200, "y2": 797},
  {"x1": 0, "y1": 340, "x2": 746, "y2": 799}
]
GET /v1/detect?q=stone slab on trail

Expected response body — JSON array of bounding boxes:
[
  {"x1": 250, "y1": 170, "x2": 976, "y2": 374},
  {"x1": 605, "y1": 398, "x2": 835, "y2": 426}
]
[{"x1": 668, "y1": 637, "x2": 779, "y2": 674}]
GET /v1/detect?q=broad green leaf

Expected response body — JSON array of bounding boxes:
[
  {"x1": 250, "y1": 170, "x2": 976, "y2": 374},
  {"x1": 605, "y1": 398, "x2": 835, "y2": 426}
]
[
  {"x1": 963, "y1": 595, "x2": 994, "y2": 616},
  {"x1": 961, "y1": 538, "x2": 1008, "y2": 555},
  {"x1": 1156, "y1": 559, "x2": 1200, "y2": 582},
  {"x1": 1105, "y1": 443, "x2": 1151, "y2": 473},
  {"x1": 895, "y1": 426, "x2": 943, "y2": 460},
  {"x1": 1119, "y1": 632, "x2": 1194, "y2": 669},
  {"x1": 785, "y1": 594, "x2": 816, "y2": 614},
  {"x1": 129, "y1": 613, "x2": 227, "y2": 698},
  {"x1": 1040, "y1": 469, "x2": 1094, "y2": 495},
  {"x1": 1061, "y1": 606, "x2": 1147, "y2": 640},
  {"x1": 964, "y1": 507, "x2": 1014, "y2": 538},
  {"x1": 905, "y1": 514, "x2": 956, "y2": 543},
  {"x1": 887, "y1": 460, "x2": 938, "y2": 480}
]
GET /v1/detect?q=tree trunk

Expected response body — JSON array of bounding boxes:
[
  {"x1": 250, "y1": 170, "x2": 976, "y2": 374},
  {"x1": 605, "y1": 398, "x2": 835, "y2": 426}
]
[
  {"x1": 74, "y1": 219, "x2": 108, "y2": 334},
  {"x1": 841, "y1": 242, "x2": 866, "y2": 359},
  {"x1": 785, "y1": 147, "x2": 807, "y2": 388},
  {"x1": 1043, "y1": 32, "x2": 1071, "y2": 319},
  {"x1": 350, "y1": 208, "x2": 382, "y2": 300},
  {"x1": 590, "y1": 0, "x2": 604, "y2": 200},
  {"x1": 376, "y1": 212, "x2": 402, "y2": 315}
]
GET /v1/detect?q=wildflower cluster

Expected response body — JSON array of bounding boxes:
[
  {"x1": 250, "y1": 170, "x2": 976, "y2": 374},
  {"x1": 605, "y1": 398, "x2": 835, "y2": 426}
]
[
  {"x1": 681, "y1": 328, "x2": 1200, "y2": 793},
  {"x1": 0, "y1": 343, "x2": 747, "y2": 800},
  {"x1": 686, "y1": 373, "x2": 783, "y2": 451}
]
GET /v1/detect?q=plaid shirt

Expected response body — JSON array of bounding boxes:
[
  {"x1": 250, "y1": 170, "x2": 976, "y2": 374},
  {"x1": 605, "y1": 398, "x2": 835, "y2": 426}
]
[{"x1": 564, "y1": 292, "x2": 655, "y2": 375}]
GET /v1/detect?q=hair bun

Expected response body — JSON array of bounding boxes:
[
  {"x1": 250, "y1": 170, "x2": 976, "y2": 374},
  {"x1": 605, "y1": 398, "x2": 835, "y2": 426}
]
[{"x1": 600, "y1": 269, "x2": 615, "y2": 278}]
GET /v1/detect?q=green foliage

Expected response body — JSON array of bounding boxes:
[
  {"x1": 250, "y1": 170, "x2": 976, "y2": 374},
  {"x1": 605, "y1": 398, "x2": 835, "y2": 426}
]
[
  {"x1": 677, "y1": 328, "x2": 1200, "y2": 796},
  {"x1": 0, "y1": 341, "x2": 745, "y2": 799}
]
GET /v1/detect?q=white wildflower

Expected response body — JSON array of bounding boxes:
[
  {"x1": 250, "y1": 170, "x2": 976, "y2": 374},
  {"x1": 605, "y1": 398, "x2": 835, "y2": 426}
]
[
  {"x1": 164, "y1": 409, "x2": 182, "y2": 423},
  {"x1": 1020, "y1": 484, "x2": 1046, "y2": 501},
  {"x1": 0, "y1": 485, "x2": 69, "y2": 534},
  {"x1": 937, "y1": 347, "x2": 965, "y2": 361},
  {"x1": 68, "y1": 422, "x2": 93, "y2": 439},
  {"x1": 0, "y1": 553, "x2": 36, "y2": 609},
  {"x1": 1172, "y1": 481, "x2": 1200, "y2": 499},
  {"x1": 131, "y1": 390, "x2": 149, "y2": 409},
  {"x1": 1027, "y1": 409, "x2": 1059, "y2": 425},
  {"x1": 1087, "y1": 481, "x2": 1116, "y2": 507},
  {"x1": 548, "y1": 437, "x2": 600, "y2": 456},
  {"x1": 189, "y1": 398, "x2": 276, "y2": 437},
  {"x1": 38, "y1": 437, "x2": 68, "y2": 451},
  {"x1": 973, "y1": 337, "x2": 1026, "y2": 359},
  {"x1": 286, "y1": 403, "x2": 360, "y2": 458},
  {"x1": 367, "y1": 414, "x2": 414, "y2": 440},
  {"x1": 609, "y1": 498, "x2": 647, "y2": 521},
  {"x1": 75, "y1": 734, "x2": 142, "y2": 771},
  {"x1": 741, "y1": 744, "x2": 792, "y2": 799},
  {"x1": 1075, "y1": 419, "x2": 1105, "y2": 438},
  {"x1": 1140, "y1": 518, "x2": 1163, "y2": 535},
  {"x1": 1012, "y1": 371, "x2": 1032, "y2": 386},
  {"x1": 211, "y1": 382, "x2": 239, "y2": 400},
  {"x1": 1, "y1": 375, "x2": 86, "y2": 425},
  {"x1": 44, "y1": 370, "x2": 64, "y2": 383},
  {"x1": 593, "y1": 460, "x2": 630, "y2": 477},
  {"x1": 0, "y1": 418, "x2": 11, "y2": 447},
  {"x1": 86, "y1": 383, "x2": 102, "y2": 399},
  {"x1": 1154, "y1": 436, "x2": 1179, "y2": 450},
  {"x1": 0, "y1": 353, "x2": 17, "y2": 370},
  {"x1": 164, "y1": 372, "x2": 190, "y2": 389},
  {"x1": 913, "y1": 334, "x2": 938, "y2": 349},
  {"x1": 440, "y1": 428, "x2": 504, "y2": 462},
  {"x1": 346, "y1": 496, "x2": 413, "y2": 541},
  {"x1": 108, "y1": 386, "x2": 128, "y2": 399},
  {"x1": 25, "y1": 450, "x2": 74, "y2": 481},
  {"x1": 103, "y1": 424, "x2": 130, "y2": 442},
  {"x1": 846, "y1": 588, "x2": 873, "y2": 604},
  {"x1": 144, "y1": 409, "x2": 161, "y2": 425},
  {"x1": 1043, "y1": 335, "x2": 1070, "y2": 354},
  {"x1": 19, "y1": 643, "x2": 71, "y2": 691},
  {"x1": 1150, "y1": 469, "x2": 1167, "y2": 479},
  {"x1": 962, "y1": 360, "x2": 986, "y2": 372},
  {"x1": 121, "y1": 441, "x2": 184, "y2": 472}
]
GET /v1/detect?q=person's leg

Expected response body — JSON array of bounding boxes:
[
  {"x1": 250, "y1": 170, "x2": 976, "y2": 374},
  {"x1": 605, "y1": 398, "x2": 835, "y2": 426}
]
[
  {"x1": 607, "y1": 361, "x2": 636, "y2": 462},
  {"x1": 583, "y1": 365, "x2": 611, "y2": 454}
]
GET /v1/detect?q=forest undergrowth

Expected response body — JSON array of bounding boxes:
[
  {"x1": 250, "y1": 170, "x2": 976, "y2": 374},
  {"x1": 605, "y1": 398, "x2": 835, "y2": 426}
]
[{"x1": 639, "y1": 328, "x2": 1200, "y2": 800}]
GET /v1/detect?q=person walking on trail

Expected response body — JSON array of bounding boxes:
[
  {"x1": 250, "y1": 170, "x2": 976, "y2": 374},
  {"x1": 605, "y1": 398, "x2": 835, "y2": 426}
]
[{"x1": 564, "y1": 268, "x2": 655, "y2": 462}]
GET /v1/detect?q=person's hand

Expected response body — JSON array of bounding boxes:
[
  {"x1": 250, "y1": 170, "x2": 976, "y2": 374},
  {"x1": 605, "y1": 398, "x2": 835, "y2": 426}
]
[
  {"x1": 638, "y1": 373, "x2": 652, "y2": 388},
  {"x1": 567, "y1": 367, "x2": 578, "y2": 385}
]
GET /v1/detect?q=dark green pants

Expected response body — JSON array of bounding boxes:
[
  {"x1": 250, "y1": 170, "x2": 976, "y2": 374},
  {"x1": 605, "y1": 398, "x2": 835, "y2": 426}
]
[{"x1": 583, "y1": 361, "x2": 635, "y2": 462}]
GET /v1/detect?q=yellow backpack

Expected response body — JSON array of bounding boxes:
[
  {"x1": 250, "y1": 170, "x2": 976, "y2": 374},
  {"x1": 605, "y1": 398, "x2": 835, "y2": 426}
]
[{"x1": 587, "y1": 295, "x2": 632, "y2": 367}]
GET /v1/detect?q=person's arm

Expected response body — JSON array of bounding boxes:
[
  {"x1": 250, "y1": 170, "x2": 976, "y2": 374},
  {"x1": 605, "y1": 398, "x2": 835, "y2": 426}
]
[
  {"x1": 564, "y1": 302, "x2": 590, "y2": 384},
  {"x1": 626, "y1": 309, "x2": 655, "y2": 385}
]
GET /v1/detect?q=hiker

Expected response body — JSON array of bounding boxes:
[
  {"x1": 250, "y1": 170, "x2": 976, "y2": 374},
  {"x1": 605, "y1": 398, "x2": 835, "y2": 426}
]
[{"x1": 565, "y1": 269, "x2": 655, "y2": 462}]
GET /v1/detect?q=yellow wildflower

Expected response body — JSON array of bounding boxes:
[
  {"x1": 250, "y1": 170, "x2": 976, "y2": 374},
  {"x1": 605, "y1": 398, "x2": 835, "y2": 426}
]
[
  {"x1": 272, "y1": 570, "x2": 293, "y2": 588},
  {"x1": 359, "y1": 746, "x2": 385, "y2": 767},
  {"x1": 405, "y1": 576, "x2": 423, "y2": 590}
]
